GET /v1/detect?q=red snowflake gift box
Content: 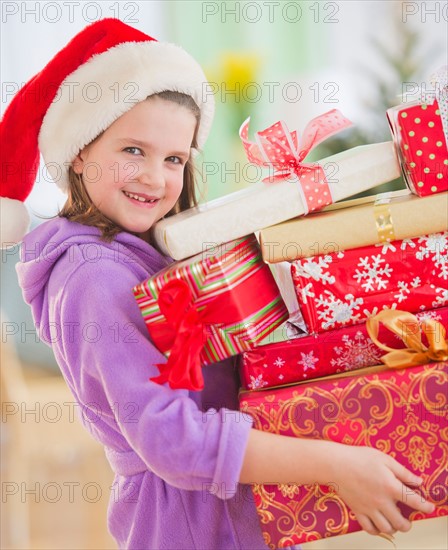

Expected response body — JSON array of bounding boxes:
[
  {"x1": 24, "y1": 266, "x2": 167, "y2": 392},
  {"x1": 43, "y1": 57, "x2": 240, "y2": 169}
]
[
  {"x1": 291, "y1": 232, "x2": 448, "y2": 334},
  {"x1": 239, "y1": 360, "x2": 448, "y2": 548},
  {"x1": 133, "y1": 235, "x2": 288, "y2": 391},
  {"x1": 239, "y1": 307, "x2": 448, "y2": 390},
  {"x1": 387, "y1": 67, "x2": 448, "y2": 197}
]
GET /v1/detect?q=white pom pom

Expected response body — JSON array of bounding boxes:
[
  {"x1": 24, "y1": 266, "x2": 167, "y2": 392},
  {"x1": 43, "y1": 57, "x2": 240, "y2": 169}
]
[{"x1": 0, "y1": 197, "x2": 31, "y2": 249}]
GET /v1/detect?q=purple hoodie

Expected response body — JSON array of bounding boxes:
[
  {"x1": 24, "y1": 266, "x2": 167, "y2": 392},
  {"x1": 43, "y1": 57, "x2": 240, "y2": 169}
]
[{"x1": 16, "y1": 217, "x2": 271, "y2": 550}]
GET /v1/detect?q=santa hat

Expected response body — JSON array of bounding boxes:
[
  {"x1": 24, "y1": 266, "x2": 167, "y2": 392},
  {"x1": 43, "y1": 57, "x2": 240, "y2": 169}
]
[{"x1": 0, "y1": 18, "x2": 214, "y2": 247}]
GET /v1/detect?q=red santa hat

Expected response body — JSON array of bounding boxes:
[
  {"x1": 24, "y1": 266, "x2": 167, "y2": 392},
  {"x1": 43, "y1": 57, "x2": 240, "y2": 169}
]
[{"x1": 0, "y1": 18, "x2": 214, "y2": 247}]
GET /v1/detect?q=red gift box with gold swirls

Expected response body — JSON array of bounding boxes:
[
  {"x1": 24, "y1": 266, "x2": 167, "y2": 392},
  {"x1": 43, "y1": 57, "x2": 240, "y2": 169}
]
[
  {"x1": 239, "y1": 362, "x2": 448, "y2": 548},
  {"x1": 387, "y1": 100, "x2": 448, "y2": 197}
]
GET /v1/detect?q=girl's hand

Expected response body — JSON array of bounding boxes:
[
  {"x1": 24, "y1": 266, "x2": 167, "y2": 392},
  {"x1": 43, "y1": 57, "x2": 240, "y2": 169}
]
[
  {"x1": 240, "y1": 432, "x2": 436, "y2": 537},
  {"x1": 332, "y1": 445, "x2": 436, "y2": 536}
]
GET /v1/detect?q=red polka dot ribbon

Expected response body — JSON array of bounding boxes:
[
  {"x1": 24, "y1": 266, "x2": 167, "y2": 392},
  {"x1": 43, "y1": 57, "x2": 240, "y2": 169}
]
[{"x1": 239, "y1": 109, "x2": 353, "y2": 214}]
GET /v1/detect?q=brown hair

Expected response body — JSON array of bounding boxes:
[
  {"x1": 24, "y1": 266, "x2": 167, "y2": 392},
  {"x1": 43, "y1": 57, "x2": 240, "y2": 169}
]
[{"x1": 58, "y1": 91, "x2": 201, "y2": 243}]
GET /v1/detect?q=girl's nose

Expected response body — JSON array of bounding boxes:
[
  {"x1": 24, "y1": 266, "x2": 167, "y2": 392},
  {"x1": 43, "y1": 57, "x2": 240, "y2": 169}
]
[{"x1": 137, "y1": 160, "x2": 165, "y2": 189}]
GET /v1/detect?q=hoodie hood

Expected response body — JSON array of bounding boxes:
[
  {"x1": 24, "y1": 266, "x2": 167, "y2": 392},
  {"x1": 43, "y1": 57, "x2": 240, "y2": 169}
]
[{"x1": 16, "y1": 217, "x2": 171, "y2": 343}]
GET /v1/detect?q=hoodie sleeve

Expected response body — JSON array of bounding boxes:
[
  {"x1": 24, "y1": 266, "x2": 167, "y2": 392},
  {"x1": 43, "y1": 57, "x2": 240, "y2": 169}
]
[{"x1": 51, "y1": 250, "x2": 253, "y2": 498}]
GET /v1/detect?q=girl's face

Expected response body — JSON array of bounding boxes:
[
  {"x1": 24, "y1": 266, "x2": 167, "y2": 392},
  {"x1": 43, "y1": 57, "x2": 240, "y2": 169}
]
[{"x1": 73, "y1": 97, "x2": 197, "y2": 238}]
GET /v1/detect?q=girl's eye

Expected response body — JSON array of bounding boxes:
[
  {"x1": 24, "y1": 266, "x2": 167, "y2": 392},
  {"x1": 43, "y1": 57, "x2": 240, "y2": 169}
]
[
  {"x1": 166, "y1": 156, "x2": 183, "y2": 165},
  {"x1": 124, "y1": 147, "x2": 143, "y2": 155}
]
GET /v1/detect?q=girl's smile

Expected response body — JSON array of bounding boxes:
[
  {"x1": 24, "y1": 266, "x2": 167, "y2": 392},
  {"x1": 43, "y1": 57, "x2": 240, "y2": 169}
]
[
  {"x1": 122, "y1": 190, "x2": 161, "y2": 208},
  {"x1": 73, "y1": 96, "x2": 197, "y2": 237}
]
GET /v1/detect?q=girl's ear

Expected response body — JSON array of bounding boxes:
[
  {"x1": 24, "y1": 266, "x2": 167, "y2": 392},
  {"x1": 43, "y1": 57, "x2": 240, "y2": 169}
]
[{"x1": 72, "y1": 150, "x2": 86, "y2": 174}]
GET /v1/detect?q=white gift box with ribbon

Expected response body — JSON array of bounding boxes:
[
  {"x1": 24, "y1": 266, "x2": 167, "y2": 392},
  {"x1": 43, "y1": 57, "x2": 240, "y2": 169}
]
[{"x1": 153, "y1": 110, "x2": 401, "y2": 260}]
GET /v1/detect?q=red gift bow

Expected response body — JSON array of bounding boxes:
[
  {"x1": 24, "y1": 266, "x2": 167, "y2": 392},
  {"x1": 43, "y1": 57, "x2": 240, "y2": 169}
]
[
  {"x1": 239, "y1": 109, "x2": 353, "y2": 214},
  {"x1": 149, "y1": 267, "x2": 282, "y2": 391},
  {"x1": 150, "y1": 279, "x2": 209, "y2": 391}
]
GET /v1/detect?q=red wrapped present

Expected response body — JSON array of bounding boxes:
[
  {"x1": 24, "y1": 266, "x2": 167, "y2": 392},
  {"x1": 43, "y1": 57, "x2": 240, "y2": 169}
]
[
  {"x1": 291, "y1": 231, "x2": 448, "y2": 334},
  {"x1": 387, "y1": 67, "x2": 448, "y2": 197},
  {"x1": 241, "y1": 361, "x2": 448, "y2": 547},
  {"x1": 133, "y1": 235, "x2": 288, "y2": 390},
  {"x1": 240, "y1": 307, "x2": 448, "y2": 390},
  {"x1": 240, "y1": 311, "x2": 448, "y2": 547}
]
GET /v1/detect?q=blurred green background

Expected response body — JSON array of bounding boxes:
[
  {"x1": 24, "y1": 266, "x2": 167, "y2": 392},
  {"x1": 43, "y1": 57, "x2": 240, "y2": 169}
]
[{"x1": 168, "y1": 0, "x2": 443, "y2": 200}]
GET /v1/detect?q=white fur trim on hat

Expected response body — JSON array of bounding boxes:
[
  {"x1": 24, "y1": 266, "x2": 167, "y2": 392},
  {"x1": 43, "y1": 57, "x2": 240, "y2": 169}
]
[
  {"x1": 0, "y1": 197, "x2": 31, "y2": 248},
  {"x1": 38, "y1": 41, "x2": 214, "y2": 192}
]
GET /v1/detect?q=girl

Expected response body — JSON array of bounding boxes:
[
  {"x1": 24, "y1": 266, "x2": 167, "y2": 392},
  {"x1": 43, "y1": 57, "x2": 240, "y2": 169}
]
[{"x1": 3, "y1": 18, "x2": 435, "y2": 550}]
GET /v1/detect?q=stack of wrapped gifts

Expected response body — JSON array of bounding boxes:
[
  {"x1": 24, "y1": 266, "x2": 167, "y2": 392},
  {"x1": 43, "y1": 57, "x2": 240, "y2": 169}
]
[
  {"x1": 132, "y1": 69, "x2": 448, "y2": 546},
  {"x1": 240, "y1": 203, "x2": 447, "y2": 546}
]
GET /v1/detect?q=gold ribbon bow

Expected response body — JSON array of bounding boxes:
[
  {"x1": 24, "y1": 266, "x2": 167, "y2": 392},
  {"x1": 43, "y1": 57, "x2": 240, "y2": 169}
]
[{"x1": 366, "y1": 309, "x2": 448, "y2": 368}]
